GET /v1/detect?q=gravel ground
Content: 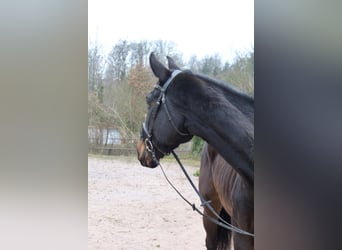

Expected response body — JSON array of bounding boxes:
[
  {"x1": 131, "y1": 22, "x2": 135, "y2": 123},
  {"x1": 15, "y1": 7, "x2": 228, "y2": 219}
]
[{"x1": 88, "y1": 156, "x2": 206, "y2": 250}]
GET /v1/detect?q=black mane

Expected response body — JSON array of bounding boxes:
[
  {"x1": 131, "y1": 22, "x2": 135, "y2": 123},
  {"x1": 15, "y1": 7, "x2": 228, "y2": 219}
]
[
  {"x1": 196, "y1": 73, "x2": 253, "y2": 101},
  {"x1": 193, "y1": 73, "x2": 254, "y2": 123}
]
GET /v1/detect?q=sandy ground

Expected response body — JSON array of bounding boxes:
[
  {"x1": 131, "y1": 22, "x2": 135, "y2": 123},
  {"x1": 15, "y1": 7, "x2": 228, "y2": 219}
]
[{"x1": 88, "y1": 156, "x2": 206, "y2": 250}]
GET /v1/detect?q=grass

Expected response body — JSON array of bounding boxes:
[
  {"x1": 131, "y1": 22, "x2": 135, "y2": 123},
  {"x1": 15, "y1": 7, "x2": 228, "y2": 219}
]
[{"x1": 193, "y1": 169, "x2": 200, "y2": 177}]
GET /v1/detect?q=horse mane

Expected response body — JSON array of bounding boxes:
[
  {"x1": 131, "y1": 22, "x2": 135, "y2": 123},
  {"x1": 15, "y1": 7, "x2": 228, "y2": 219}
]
[
  {"x1": 196, "y1": 73, "x2": 253, "y2": 102},
  {"x1": 192, "y1": 73, "x2": 254, "y2": 123}
]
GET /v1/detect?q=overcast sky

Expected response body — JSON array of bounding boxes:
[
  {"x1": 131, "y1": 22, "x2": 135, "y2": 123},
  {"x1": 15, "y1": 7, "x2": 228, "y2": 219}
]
[{"x1": 88, "y1": 0, "x2": 254, "y2": 63}]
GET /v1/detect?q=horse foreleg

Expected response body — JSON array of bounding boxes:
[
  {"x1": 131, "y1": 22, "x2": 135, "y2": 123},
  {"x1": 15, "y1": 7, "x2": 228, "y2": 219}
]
[
  {"x1": 233, "y1": 232, "x2": 253, "y2": 250},
  {"x1": 203, "y1": 204, "x2": 222, "y2": 250},
  {"x1": 232, "y1": 202, "x2": 254, "y2": 250}
]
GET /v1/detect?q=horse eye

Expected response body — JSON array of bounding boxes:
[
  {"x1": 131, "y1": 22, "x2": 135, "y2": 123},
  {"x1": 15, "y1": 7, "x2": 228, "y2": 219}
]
[{"x1": 146, "y1": 89, "x2": 160, "y2": 105}]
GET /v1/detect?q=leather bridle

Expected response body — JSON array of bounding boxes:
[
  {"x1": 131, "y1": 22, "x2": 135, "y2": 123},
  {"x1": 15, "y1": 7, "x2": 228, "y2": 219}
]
[{"x1": 142, "y1": 69, "x2": 189, "y2": 164}]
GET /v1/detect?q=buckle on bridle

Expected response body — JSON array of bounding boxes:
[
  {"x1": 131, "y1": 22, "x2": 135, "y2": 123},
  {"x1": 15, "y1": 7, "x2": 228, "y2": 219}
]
[{"x1": 144, "y1": 138, "x2": 154, "y2": 153}]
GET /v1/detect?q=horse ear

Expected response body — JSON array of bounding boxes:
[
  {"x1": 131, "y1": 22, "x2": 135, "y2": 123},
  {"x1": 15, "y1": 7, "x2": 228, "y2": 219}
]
[
  {"x1": 167, "y1": 56, "x2": 181, "y2": 70},
  {"x1": 149, "y1": 52, "x2": 170, "y2": 84}
]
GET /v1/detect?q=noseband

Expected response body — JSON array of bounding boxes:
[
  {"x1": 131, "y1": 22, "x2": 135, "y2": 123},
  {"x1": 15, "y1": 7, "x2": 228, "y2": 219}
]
[{"x1": 143, "y1": 70, "x2": 189, "y2": 163}]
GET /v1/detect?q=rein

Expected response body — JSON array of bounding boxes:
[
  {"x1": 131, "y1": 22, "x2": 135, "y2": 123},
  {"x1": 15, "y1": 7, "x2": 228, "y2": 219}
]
[{"x1": 160, "y1": 150, "x2": 255, "y2": 237}]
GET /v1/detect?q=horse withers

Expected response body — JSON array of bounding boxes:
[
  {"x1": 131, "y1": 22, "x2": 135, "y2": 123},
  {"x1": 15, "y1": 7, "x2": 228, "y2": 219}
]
[{"x1": 200, "y1": 143, "x2": 253, "y2": 250}]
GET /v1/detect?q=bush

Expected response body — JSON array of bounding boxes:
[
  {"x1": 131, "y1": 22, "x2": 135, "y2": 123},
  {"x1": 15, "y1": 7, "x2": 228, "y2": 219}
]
[
  {"x1": 193, "y1": 169, "x2": 200, "y2": 177},
  {"x1": 191, "y1": 136, "x2": 204, "y2": 156}
]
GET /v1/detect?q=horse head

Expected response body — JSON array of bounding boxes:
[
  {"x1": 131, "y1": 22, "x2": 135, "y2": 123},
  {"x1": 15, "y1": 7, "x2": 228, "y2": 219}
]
[{"x1": 137, "y1": 53, "x2": 193, "y2": 168}]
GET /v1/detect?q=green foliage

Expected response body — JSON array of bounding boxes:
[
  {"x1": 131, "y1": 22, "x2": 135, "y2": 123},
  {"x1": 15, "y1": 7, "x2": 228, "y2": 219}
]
[
  {"x1": 96, "y1": 83, "x2": 104, "y2": 104},
  {"x1": 220, "y1": 51, "x2": 254, "y2": 95},
  {"x1": 193, "y1": 169, "x2": 200, "y2": 177},
  {"x1": 191, "y1": 136, "x2": 205, "y2": 156}
]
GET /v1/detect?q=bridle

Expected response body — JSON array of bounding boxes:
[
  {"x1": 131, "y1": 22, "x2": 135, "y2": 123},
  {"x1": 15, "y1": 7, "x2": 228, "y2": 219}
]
[{"x1": 142, "y1": 69, "x2": 189, "y2": 164}]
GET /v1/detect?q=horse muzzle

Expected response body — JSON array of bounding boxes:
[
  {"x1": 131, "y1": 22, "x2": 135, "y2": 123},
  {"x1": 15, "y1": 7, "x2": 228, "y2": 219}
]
[{"x1": 136, "y1": 139, "x2": 159, "y2": 168}]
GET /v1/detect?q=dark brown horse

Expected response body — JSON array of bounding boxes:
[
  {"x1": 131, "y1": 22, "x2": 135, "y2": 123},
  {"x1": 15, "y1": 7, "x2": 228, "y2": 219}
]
[
  {"x1": 137, "y1": 53, "x2": 254, "y2": 249},
  {"x1": 200, "y1": 143, "x2": 253, "y2": 250},
  {"x1": 137, "y1": 53, "x2": 253, "y2": 186}
]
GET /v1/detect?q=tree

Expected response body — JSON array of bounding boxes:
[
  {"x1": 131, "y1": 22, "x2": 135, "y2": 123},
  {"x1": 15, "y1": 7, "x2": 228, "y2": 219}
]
[
  {"x1": 129, "y1": 40, "x2": 151, "y2": 68},
  {"x1": 126, "y1": 63, "x2": 155, "y2": 134},
  {"x1": 88, "y1": 41, "x2": 105, "y2": 92},
  {"x1": 220, "y1": 51, "x2": 254, "y2": 95},
  {"x1": 105, "y1": 40, "x2": 130, "y2": 81},
  {"x1": 188, "y1": 55, "x2": 201, "y2": 72},
  {"x1": 151, "y1": 40, "x2": 184, "y2": 66},
  {"x1": 199, "y1": 54, "x2": 222, "y2": 77}
]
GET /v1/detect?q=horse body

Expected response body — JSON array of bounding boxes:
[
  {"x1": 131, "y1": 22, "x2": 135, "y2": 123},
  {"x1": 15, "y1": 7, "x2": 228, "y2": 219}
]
[
  {"x1": 137, "y1": 53, "x2": 254, "y2": 249},
  {"x1": 200, "y1": 143, "x2": 253, "y2": 250}
]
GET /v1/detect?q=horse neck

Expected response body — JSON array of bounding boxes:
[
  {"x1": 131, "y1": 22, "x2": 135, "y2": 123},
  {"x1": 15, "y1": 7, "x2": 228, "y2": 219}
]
[
  {"x1": 180, "y1": 75, "x2": 254, "y2": 185},
  {"x1": 198, "y1": 74, "x2": 254, "y2": 123}
]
